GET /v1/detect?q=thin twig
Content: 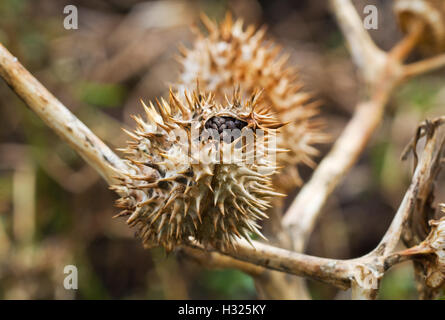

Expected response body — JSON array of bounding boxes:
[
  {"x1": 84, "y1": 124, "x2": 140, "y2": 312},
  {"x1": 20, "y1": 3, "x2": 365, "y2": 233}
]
[
  {"x1": 193, "y1": 124, "x2": 444, "y2": 293},
  {"x1": 282, "y1": 97, "x2": 391, "y2": 251},
  {"x1": 371, "y1": 120, "x2": 445, "y2": 257},
  {"x1": 282, "y1": 0, "x2": 442, "y2": 254},
  {"x1": 403, "y1": 54, "x2": 445, "y2": 80},
  {"x1": 187, "y1": 239, "x2": 353, "y2": 290},
  {"x1": 179, "y1": 246, "x2": 264, "y2": 277},
  {"x1": 389, "y1": 20, "x2": 425, "y2": 62}
]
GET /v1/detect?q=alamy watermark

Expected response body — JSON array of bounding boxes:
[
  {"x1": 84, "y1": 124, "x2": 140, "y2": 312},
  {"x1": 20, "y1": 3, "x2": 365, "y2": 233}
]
[
  {"x1": 363, "y1": 5, "x2": 378, "y2": 30},
  {"x1": 63, "y1": 265, "x2": 78, "y2": 290},
  {"x1": 63, "y1": 5, "x2": 78, "y2": 30},
  {"x1": 133, "y1": 123, "x2": 279, "y2": 174}
]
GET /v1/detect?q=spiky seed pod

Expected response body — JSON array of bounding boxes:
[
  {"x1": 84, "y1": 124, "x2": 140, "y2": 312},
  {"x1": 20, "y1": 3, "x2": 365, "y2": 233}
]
[
  {"x1": 112, "y1": 89, "x2": 284, "y2": 251},
  {"x1": 177, "y1": 13, "x2": 328, "y2": 193},
  {"x1": 394, "y1": 0, "x2": 445, "y2": 53}
]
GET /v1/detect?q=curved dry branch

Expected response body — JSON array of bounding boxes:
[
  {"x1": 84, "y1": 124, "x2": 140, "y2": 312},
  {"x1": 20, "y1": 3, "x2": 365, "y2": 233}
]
[
  {"x1": 187, "y1": 239, "x2": 353, "y2": 290},
  {"x1": 403, "y1": 54, "x2": 445, "y2": 80},
  {"x1": 282, "y1": 97, "x2": 391, "y2": 251},
  {"x1": 0, "y1": 43, "x2": 131, "y2": 186},
  {"x1": 372, "y1": 119, "x2": 445, "y2": 257}
]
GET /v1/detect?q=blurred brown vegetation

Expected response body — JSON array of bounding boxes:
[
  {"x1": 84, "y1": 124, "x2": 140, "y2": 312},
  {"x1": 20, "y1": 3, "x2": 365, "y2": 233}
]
[{"x1": 0, "y1": 0, "x2": 444, "y2": 299}]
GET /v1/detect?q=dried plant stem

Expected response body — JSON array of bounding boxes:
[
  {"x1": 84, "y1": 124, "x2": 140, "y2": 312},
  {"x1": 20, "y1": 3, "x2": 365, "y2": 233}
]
[
  {"x1": 372, "y1": 120, "x2": 445, "y2": 260},
  {"x1": 182, "y1": 244, "x2": 309, "y2": 299},
  {"x1": 372, "y1": 126, "x2": 443, "y2": 256},
  {"x1": 282, "y1": 0, "x2": 445, "y2": 254},
  {"x1": 389, "y1": 20, "x2": 425, "y2": 62},
  {"x1": 179, "y1": 246, "x2": 264, "y2": 277},
  {"x1": 282, "y1": 90, "x2": 392, "y2": 251},
  {"x1": 403, "y1": 54, "x2": 445, "y2": 80},
  {"x1": 328, "y1": 0, "x2": 387, "y2": 85},
  {"x1": 274, "y1": 0, "x2": 392, "y2": 297},
  {"x1": 275, "y1": 0, "x2": 392, "y2": 298},
  {"x1": 188, "y1": 122, "x2": 444, "y2": 293},
  {"x1": 0, "y1": 43, "x2": 131, "y2": 186},
  {"x1": 278, "y1": 1, "x2": 445, "y2": 299},
  {"x1": 187, "y1": 239, "x2": 353, "y2": 290}
]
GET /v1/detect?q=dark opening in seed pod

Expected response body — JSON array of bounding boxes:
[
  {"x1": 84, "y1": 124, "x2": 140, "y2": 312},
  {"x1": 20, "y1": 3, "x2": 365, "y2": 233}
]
[{"x1": 204, "y1": 116, "x2": 248, "y2": 142}]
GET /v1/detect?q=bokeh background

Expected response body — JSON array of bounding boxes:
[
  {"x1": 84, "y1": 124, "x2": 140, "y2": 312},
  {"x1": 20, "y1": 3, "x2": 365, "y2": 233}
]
[{"x1": 0, "y1": 0, "x2": 444, "y2": 299}]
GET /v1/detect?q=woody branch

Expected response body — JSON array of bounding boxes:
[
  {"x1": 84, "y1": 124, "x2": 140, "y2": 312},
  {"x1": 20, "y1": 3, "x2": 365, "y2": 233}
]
[
  {"x1": 0, "y1": 43, "x2": 133, "y2": 187},
  {"x1": 1, "y1": 1, "x2": 445, "y2": 299},
  {"x1": 282, "y1": 0, "x2": 445, "y2": 255}
]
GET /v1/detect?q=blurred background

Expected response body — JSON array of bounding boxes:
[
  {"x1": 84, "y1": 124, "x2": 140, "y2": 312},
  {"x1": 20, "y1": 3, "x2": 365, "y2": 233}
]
[{"x1": 0, "y1": 0, "x2": 444, "y2": 299}]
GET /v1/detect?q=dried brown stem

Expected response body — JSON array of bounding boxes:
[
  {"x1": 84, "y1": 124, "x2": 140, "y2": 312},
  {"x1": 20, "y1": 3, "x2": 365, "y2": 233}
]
[
  {"x1": 187, "y1": 239, "x2": 353, "y2": 290},
  {"x1": 282, "y1": 0, "x2": 400, "y2": 252},
  {"x1": 179, "y1": 246, "x2": 264, "y2": 277},
  {"x1": 372, "y1": 120, "x2": 445, "y2": 256},
  {"x1": 282, "y1": 94, "x2": 392, "y2": 251},
  {"x1": 0, "y1": 43, "x2": 131, "y2": 186},
  {"x1": 389, "y1": 20, "x2": 425, "y2": 62},
  {"x1": 194, "y1": 124, "x2": 444, "y2": 293},
  {"x1": 282, "y1": 0, "x2": 444, "y2": 255}
]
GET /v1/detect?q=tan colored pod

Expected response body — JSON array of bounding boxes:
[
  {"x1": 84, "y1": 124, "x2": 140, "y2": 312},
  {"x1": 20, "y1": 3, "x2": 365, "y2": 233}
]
[
  {"x1": 112, "y1": 88, "x2": 285, "y2": 251},
  {"x1": 394, "y1": 0, "x2": 445, "y2": 53}
]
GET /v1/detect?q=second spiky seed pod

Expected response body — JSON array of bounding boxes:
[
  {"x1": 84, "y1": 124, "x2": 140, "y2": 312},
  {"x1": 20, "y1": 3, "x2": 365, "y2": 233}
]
[{"x1": 177, "y1": 13, "x2": 328, "y2": 193}]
